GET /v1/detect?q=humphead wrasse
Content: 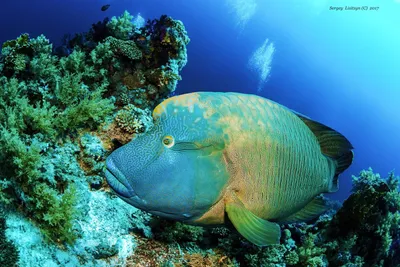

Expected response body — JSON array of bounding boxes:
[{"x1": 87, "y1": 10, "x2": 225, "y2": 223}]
[{"x1": 105, "y1": 92, "x2": 353, "y2": 246}]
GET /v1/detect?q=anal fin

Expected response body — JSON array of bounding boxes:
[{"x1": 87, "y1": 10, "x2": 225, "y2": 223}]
[
  {"x1": 225, "y1": 197, "x2": 281, "y2": 246},
  {"x1": 278, "y1": 196, "x2": 328, "y2": 224}
]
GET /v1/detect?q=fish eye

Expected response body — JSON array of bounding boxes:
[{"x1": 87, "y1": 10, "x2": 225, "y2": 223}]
[{"x1": 162, "y1": 135, "x2": 175, "y2": 148}]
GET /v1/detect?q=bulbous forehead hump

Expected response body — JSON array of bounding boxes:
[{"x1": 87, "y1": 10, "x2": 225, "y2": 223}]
[
  {"x1": 152, "y1": 93, "x2": 201, "y2": 119},
  {"x1": 152, "y1": 92, "x2": 221, "y2": 122}
]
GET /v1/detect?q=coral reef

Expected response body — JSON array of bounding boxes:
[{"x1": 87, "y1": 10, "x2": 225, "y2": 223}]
[
  {"x1": 107, "y1": 11, "x2": 134, "y2": 40},
  {"x1": 0, "y1": 8, "x2": 398, "y2": 267},
  {"x1": 0, "y1": 10, "x2": 189, "y2": 266},
  {"x1": 5, "y1": 188, "x2": 152, "y2": 266},
  {"x1": 326, "y1": 169, "x2": 400, "y2": 266}
]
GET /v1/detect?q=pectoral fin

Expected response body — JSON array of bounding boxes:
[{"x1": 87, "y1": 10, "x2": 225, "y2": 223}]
[
  {"x1": 278, "y1": 196, "x2": 328, "y2": 224},
  {"x1": 225, "y1": 198, "x2": 281, "y2": 246}
]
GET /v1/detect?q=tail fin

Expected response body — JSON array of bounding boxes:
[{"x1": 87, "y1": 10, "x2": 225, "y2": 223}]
[{"x1": 294, "y1": 113, "x2": 354, "y2": 192}]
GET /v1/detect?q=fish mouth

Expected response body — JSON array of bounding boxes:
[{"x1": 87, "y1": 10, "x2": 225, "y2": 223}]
[{"x1": 105, "y1": 157, "x2": 135, "y2": 198}]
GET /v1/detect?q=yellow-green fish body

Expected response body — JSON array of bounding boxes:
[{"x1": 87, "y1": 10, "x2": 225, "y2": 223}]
[
  {"x1": 106, "y1": 92, "x2": 353, "y2": 246},
  {"x1": 191, "y1": 93, "x2": 335, "y2": 222}
]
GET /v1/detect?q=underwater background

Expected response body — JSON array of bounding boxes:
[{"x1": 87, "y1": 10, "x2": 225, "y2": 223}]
[{"x1": 0, "y1": 0, "x2": 399, "y2": 266}]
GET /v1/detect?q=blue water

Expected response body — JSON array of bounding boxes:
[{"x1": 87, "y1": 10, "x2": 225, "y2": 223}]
[{"x1": 1, "y1": 0, "x2": 399, "y2": 201}]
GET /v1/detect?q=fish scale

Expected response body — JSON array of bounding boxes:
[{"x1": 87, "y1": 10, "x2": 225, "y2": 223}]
[{"x1": 214, "y1": 93, "x2": 329, "y2": 220}]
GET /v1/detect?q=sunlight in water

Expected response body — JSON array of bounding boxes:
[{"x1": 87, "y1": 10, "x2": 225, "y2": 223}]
[
  {"x1": 226, "y1": 0, "x2": 258, "y2": 31},
  {"x1": 248, "y1": 38, "x2": 275, "y2": 92},
  {"x1": 132, "y1": 13, "x2": 145, "y2": 28}
]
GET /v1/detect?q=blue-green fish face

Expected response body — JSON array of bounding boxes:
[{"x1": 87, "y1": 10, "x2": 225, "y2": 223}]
[{"x1": 105, "y1": 93, "x2": 230, "y2": 221}]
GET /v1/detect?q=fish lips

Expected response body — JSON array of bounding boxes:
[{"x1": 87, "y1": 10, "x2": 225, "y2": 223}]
[{"x1": 105, "y1": 157, "x2": 135, "y2": 198}]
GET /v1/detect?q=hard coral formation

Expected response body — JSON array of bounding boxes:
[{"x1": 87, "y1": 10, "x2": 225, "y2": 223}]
[
  {"x1": 86, "y1": 11, "x2": 190, "y2": 126},
  {"x1": 115, "y1": 104, "x2": 153, "y2": 134},
  {"x1": 327, "y1": 168, "x2": 400, "y2": 266},
  {"x1": 0, "y1": 33, "x2": 31, "y2": 76},
  {"x1": 106, "y1": 36, "x2": 142, "y2": 61},
  {"x1": 0, "y1": 10, "x2": 189, "y2": 266},
  {"x1": 139, "y1": 15, "x2": 190, "y2": 70}
]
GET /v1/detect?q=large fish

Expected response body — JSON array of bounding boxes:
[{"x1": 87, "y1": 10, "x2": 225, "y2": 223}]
[{"x1": 105, "y1": 92, "x2": 353, "y2": 246}]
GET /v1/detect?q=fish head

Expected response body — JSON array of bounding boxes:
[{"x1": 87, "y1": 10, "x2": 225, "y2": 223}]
[{"x1": 105, "y1": 93, "x2": 230, "y2": 221}]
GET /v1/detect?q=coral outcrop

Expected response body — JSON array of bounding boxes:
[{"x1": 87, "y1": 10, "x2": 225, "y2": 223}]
[{"x1": 0, "y1": 10, "x2": 189, "y2": 266}]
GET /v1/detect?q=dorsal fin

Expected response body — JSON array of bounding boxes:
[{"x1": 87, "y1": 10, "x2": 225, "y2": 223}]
[
  {"x1": 294, "y1": 113, "x2": 353, "y2": 158},
  {"x1": 294, "y1": 112, "x2": 354, "y2": 180}
]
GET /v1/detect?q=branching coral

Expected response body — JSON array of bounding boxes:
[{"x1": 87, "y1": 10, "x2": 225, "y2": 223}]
[
  {"x1": 0, "y1": 11, "x2": 189, "y2": 252},
  {"x1": 0, "y1": 36, "x2": 114, "y2": 243},
  {"x1": 107, "y1": 10, "x2": 134, "y2": 40},
  {"x1": 115, "y1": 104, "x2": 153, "y2": 134},
  {"x1": 0, "y1": 33, "x2": 49, "y2": 78},
  {"x1": 326, "y1": 168, "x2": 400, "y2": 266}
]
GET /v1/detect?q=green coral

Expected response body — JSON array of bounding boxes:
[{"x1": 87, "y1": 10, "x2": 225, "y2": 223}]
[
  {"x1": 245, "y1": 245, "x2": 287, "y2": 266},
  {"x1": 0, "y1": 34, "x2": 45, "y2": 77},
  {"x1": 107, "y1": 10, "x2": 134, "y2": 40},
  {"x1": 29, "y1": 34, "x2": 53, "y2": 54},
  {"x1": 0, "y1": 12, "x2": 190, "y2": 265},
  {"x1": 90, "y1": 40, "x2": 116, "y2": 67},
  {"x1": 296, "y1": 233, "x2": 327, "y2": 266},
  {"x1": 12, "y1": 54, "x2": 27, "y2": 72},
  {"x1": 31, "y1": 183, "x2": 79, "y2": 244},
  {"x1": 30, "y1": 53, "x2": 59, "y2": 83},
  {"x1": 56, "y1": 82, "x2": 114, "y2": 131},
  {"x1": 115, "y1": 104, "x2": 153, "y2": 134},
  {"x1": 0, "y1": 11, "x2": 191, "y2": 248},
  {"x1": 0, "y1": 34, "x2": 115, "y2": 244},
  {"x1": 325, "y1": 168, "x2": 400, "y2": 266},
  {"x1": 0, "y1": 127, "x2": 81, "y2": 243},
  {"x1": 2, "y1": 33, "x2": 30, "y2": 50},
  {"x1": 284, "y1": 250, "x2": 299, "y2": 265}
]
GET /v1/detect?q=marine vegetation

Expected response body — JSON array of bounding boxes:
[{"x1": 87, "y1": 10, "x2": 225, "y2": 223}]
[
  {"x1": 0, "y1": 11, "x2": 190, "y2": 266},
  {"x1": 0, "y1": 9, "x2": 398, "y2": 267}
]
